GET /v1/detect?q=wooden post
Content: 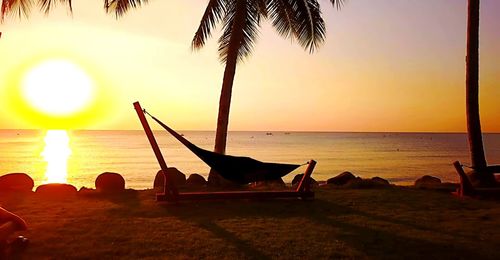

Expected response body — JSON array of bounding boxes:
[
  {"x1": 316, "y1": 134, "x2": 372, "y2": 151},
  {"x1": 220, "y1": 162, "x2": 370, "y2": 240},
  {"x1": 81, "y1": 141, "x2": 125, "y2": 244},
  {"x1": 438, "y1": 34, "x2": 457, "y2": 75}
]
[
  {"x1": 133, "y1": 102, "x2": 178, "y2": 200},
  {"x1": 453, "y1": 161, "x2": 474, "y2": 197},
  {"x1": 296, "y1": 160, "x2": 316, "y2": 193}
]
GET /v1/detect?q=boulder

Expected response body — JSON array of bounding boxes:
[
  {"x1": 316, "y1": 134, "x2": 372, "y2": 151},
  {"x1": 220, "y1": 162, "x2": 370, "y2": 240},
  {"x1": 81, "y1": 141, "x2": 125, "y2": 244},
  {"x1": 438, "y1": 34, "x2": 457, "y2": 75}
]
[
  {"x1": 78, "y1": 187, "x2": 96, "y2": 195},
  {"x1": 327, "y1": 171, "x2": 356, "y2": 186},
  {"x1": 254, "y1": 178, "x2": 286, "y2": 188},
  {"x1": 154, "y1": 168, "x2": 186, "y2": 189},
  {"x1": 95, "y1": 172, "x2": 125, "y2": 192},
  {"x1": 414, "y1": 175, "x2": 441, "y2": 188},
  {"x1": 0, "y1": 173, "x2": 34, "y2": 192},
  {"x1": 207, "y1": 172, "x2": 236, "y2": 187},
  {"x1": 291, "y1": 174, "x2": 318, "y2": 187},
  {"x1": 186, "y1": 174, "x2": 207, "y2": 186},
  {"x1": 35, "y1": 183, "x2": 77, "y2": 196},
  {"x1": 341, "y1": 177, "x2": 392, "y2": 189},
  {"x1": 371, "y1": 177, "x2": 390, "y2": 186}
]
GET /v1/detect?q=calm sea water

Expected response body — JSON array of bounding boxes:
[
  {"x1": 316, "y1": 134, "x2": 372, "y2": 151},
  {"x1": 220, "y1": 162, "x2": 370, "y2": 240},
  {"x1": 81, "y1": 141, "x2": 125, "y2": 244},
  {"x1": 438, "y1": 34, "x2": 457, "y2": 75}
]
[{"x1": 1, "y1": 129, "x2": 499, "y2": 189}]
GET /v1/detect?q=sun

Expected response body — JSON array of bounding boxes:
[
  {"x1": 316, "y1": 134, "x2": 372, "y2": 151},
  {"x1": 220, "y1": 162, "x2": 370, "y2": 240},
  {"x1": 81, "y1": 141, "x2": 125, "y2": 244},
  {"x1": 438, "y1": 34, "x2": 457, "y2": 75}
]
[{"x1": 21, "y1": 59, "x2": 94, "y2": 116}]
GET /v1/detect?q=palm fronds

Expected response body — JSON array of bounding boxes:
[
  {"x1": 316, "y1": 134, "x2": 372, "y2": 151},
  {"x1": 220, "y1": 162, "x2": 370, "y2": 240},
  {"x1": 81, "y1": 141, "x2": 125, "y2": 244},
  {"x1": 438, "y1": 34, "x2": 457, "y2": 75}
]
[
  {"x1": 38, "y1": 0, "x2": 72, "y2": 14},
  {"x1": 103, "y1": 0, "x2": 347, "y2": 62},
  {"x1": 1, "y1": 0, "x2": 32, "y2": 21},
  {"x1": 104, "y1": 0, "x2": 148, "y2": 17},
  {"x1": 267, "y1": 0, "x2": 297, "y2": 39},
  {"x1": 330, "y1": 0, "x2": 346, "y2": 10},
  {"x1": 1, "y1": 0, "x2": 74, "y2": 22},
  {"x1": 292, "y1": 0, "x2": 326, "y2": 52},
  {"x1": 192, "y1": 0, "x2": 226, "y2": 50},
  {"x1": 217, "y1": 0, "x2": 261, "y2": 63}
]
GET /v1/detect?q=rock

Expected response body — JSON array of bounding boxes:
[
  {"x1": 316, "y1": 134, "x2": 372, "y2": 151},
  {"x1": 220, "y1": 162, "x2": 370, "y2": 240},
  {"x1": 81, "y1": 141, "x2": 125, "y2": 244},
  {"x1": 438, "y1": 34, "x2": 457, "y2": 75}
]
[
  {"x1": 291, "y1": 174, "x2": 318, "y2": 187},
  {"x1": 95, "y1": 172, "x2": 126, "y2": 192},
  {"x1": 371, "y1": 177, "x2": 390, "y2": 186},
  {"x1": 207, "y1": 171, "x2": 235, "y2": 187},
  {"x1": 78, "y1": 187, "x2": 96, "y2": 195},
  {"x1": 154, "y1": 168, "x2": 186, "y2": 190},
  {"x1": 254, "y1": 178, "x2": 286, "y2": 188},
  {"x1": 414, "y1": 175, "x2": 441, "y2": 188},
  {"x1": 35, "y1": 183, "x2": 77, "y2": 196},
  {"x1": 342, "y1": 177, "x2": 392, "y2": 189},
  {"x1": 343, "y1": 177, "x2": 369, "y2": 189},
  {"x1": 327, "y1": 171, "x2": 356, "y2": 186},
  {"x1": 186, "y1": 174, "x2": 207, "y2": 186},
  {"x1": 0, "y1": 173, "x2": 34, "y2": 192},
  {"x1": 79, "y1": 186, "x2": 93, "y2": 192}
]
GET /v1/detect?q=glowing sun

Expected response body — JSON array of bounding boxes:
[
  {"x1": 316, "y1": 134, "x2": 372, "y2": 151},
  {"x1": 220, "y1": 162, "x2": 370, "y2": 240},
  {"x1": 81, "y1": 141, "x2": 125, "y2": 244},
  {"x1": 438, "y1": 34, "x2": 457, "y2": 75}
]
[{"x1": 22, "y1": 60, "x2": 94, "y2": 116}]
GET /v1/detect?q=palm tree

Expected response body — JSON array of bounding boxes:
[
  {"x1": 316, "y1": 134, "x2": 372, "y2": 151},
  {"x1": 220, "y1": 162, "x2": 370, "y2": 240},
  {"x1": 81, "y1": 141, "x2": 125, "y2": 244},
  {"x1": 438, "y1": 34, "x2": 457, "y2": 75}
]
[
  {"x1": 107, "y1": 0, "x2": 344, "y2": 184},
  {"x1": 1, "y1": 0, "x2": 32, "y2": 21},
  {"x1": 465, "y1": 0, "x2": 495, "y2": 186},
  {"x1": 1, "y1": 0, "x2": 72, "y2": 21}
]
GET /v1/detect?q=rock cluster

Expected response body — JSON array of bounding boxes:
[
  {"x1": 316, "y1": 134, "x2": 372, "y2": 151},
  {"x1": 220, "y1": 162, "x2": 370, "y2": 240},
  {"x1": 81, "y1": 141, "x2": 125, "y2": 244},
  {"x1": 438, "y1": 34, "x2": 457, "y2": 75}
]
[
  {"x1": 327, "y1": 171, "x2": 356, "y2": 186},
  {"x1": 326, "y1": 171, "x2": 391, "y2": 189}
]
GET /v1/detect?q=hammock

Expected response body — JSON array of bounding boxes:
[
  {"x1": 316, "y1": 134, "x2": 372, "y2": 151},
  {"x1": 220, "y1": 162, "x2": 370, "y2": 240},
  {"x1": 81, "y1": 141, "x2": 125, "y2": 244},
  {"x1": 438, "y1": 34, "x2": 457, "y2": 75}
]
[{"x1": 144, "y1": 111, "x2": 302, "y2": 184}]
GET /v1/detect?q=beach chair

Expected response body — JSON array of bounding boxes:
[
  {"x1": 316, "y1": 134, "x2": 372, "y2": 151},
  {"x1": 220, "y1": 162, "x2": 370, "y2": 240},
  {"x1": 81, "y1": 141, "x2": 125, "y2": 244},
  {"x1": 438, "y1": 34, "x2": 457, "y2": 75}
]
[
  {"x1": 452, "y1": 161, "x2": 500, "y2": 197},
  {"x1": 133, "y1": 101, "x2": 315, "y2": 202}
]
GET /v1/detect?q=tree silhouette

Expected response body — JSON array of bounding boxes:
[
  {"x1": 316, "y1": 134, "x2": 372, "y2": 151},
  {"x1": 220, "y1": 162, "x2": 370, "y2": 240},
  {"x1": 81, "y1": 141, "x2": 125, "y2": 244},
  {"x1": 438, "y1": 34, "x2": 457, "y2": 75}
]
[
  {"x1": 1, "y1": 0, "x2": 72, "y2": 21},
  {"x1": 464, "y1": 0, "x2": 496, "y2": 186},
  {"x1": 107, "y1": 0, "x2": 344, "y2": 184}
]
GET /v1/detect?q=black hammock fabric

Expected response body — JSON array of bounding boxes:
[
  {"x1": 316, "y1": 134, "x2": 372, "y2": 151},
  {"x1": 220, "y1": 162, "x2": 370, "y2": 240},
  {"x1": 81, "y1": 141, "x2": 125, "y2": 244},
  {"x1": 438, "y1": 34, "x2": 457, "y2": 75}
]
[{"x1": 145, "y1": 111, "x2": 301, "y2": 184}]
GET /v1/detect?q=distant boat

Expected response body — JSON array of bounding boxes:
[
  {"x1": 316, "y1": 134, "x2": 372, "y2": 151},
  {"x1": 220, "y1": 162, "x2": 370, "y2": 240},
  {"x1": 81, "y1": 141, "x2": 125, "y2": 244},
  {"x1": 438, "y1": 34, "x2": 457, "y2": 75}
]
[
  {"x1": 266, "y1": 132, "x2": 273, "y2": 136},
  {"x1": 284, "y1": 132, "x2": 291, "y2": 135}
]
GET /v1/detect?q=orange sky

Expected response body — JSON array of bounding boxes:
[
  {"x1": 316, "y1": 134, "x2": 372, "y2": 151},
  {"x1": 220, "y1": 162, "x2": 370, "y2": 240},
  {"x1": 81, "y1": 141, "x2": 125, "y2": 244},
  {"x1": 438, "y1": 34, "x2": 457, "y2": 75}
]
[{"x1": 0, "y1": 0, "x2": 499, "y2": 132}]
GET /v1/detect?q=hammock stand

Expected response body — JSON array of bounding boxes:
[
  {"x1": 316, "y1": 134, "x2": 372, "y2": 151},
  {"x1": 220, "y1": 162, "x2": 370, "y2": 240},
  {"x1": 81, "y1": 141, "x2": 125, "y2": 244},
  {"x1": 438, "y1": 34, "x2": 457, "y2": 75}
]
[{"x1": 133, "y1": 101, "x2": 316, "y2": 202}]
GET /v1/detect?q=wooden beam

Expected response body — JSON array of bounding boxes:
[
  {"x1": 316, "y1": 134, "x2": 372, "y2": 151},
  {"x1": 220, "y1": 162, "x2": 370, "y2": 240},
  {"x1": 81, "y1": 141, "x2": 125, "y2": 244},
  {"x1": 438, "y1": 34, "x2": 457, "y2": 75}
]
[
  {"x1": 453, "y1": 161, "x2": 500, "y2": 197},
  {"x1": 157, "y1": 190, "x2": 314, "y2": 201},
  {"x1": 296, "y1": 160, "x2": 316, "y2": 192},
  {"x1": 133, "y1": 102, "x2": 178, "y2": 200}
]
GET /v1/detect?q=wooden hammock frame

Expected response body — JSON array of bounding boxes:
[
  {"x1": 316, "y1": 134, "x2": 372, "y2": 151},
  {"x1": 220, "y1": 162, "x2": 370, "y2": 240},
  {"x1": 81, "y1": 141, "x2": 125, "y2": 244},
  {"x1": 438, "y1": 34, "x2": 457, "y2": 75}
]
[
  {"x1": 134, "y1": 101, "x2": 316, "y2": 202},
  {"x1": 453, "y1": 161, "x2": 500, "y2": 198}
]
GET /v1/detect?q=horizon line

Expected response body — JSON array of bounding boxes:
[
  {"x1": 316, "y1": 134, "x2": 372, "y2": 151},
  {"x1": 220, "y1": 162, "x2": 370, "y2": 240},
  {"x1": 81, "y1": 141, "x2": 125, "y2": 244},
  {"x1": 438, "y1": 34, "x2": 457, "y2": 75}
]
[{"x1": 2, "y1": 128, "x2": 500, "y2": 134}]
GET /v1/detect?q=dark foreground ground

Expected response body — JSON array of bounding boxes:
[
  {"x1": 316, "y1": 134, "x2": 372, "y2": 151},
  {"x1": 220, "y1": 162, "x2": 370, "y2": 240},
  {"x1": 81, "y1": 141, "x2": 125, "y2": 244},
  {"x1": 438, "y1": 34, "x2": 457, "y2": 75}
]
[{"x1": 1, "y1": 186, "x2": 500, "y2": 259}]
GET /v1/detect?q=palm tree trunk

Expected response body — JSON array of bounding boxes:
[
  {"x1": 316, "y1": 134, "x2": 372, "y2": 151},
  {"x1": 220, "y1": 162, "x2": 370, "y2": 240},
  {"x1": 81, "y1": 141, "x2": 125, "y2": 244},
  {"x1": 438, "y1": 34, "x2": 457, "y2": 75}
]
[
  {"x1": 209, "y1": 0, "x2": 247, "y2": 185},
  {"x1": 213, "y1": 0, "x2": 247, "y2": 155},
  {"x1": 466, "y1": 0, "x2": 486, "y2": 170},
  {"x1": 213, "y1": 60, "x2": 237, "y2": 155},
  {"x1": 208, "y1": 47, "x2": 239, "y2": 186},
  {"x1": 465, "y1": 0, "x2": 495, "y2": 185},
  {"x1": 208, "y1": 49, "x2": 238, "y2": 186}
]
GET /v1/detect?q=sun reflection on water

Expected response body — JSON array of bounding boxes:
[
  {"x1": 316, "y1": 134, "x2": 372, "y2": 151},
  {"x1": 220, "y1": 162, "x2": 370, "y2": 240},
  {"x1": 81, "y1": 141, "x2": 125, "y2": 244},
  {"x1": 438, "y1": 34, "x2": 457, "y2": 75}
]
[{"x1": 42, "y1": 130, "x2": 71, "y2": 183}]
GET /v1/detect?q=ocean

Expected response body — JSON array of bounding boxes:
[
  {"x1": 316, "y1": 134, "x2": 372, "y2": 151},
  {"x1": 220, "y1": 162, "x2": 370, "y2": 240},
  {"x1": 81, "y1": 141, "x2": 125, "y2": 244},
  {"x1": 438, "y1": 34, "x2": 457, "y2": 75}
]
[{"x1": 1, "y1": 129, "x2": 499, "y2": 189}]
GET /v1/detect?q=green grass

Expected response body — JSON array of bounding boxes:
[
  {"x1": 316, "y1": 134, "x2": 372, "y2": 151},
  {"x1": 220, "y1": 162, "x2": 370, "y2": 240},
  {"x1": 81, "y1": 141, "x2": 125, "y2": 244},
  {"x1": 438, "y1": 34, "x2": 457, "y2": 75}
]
[{"x1": 2, "y1": 186, "x2": 500, "y2": 259}]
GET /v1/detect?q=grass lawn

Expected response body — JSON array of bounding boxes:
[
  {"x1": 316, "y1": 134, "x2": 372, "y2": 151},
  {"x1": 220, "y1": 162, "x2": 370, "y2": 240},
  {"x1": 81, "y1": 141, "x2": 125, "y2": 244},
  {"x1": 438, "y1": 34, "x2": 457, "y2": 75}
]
[{"x1": 2, "y1": 186, "x2": 500, "y2": 259}]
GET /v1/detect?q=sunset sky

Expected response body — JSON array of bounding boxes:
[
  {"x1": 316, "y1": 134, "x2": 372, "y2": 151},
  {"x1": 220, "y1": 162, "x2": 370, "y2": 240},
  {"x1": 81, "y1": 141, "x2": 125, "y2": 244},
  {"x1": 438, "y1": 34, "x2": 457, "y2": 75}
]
[{"x1": 0, "y1": 0, "x2": 499, "y2": 132}]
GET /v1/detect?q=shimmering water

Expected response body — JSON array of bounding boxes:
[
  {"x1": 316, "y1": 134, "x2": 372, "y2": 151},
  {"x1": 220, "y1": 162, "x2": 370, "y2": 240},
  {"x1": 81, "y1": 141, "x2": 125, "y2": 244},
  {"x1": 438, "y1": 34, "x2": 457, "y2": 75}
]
[{"x1": 1, "y1": 129, "x2": 499, "y2": 189}]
